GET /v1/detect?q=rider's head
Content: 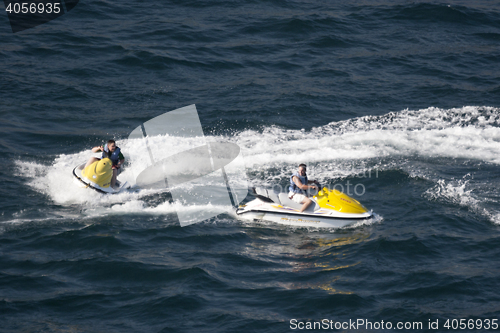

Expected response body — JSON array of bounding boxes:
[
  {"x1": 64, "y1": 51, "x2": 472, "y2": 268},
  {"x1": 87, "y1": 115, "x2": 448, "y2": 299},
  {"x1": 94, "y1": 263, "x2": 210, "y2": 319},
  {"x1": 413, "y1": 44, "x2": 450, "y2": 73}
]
[
  {"x1": 107, "y1": 139, "x2": 117, "y2": 152},
  {"x1": 298, "y1": 163, "x2": 307, "y2": 176}
]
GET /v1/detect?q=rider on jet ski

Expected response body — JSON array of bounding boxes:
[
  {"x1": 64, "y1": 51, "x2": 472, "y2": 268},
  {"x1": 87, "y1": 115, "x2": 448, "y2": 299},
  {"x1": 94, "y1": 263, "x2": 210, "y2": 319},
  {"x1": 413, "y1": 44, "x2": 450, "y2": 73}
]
[
  {"x1": 85, "y1": 139, "x2": 125, "y2": 188},
  {"x1": 289, "y1": 163, "x2": 320, "y2": 213}
]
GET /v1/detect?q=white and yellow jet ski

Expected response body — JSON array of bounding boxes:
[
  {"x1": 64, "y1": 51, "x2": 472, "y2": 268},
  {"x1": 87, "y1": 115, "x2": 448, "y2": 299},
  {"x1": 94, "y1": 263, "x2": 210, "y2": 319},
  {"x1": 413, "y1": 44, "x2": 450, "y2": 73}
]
[
  {"x1": 73, "y1": 158, "x2": 130, "y2": 194},
  {"x1": 236, "y1": 187, "x2": 372, "y2": 228}
]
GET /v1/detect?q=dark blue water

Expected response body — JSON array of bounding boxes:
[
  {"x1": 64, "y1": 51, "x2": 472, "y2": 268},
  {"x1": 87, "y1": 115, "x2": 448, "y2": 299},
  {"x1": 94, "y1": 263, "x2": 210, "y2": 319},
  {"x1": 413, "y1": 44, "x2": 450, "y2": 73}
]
[{"x1": 2, "y1": 1, "x2": 500, "y2": 331}]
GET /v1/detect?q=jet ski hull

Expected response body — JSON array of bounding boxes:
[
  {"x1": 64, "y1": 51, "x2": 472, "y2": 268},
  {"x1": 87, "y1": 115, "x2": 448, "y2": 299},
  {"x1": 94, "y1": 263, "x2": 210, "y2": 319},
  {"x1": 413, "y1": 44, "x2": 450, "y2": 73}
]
[
  {"x1": 72, "y1": 162, "x2": 129, "y2": 194},
  {"x1": 236, "y1": 187, "x2": 373, "y2": 228}
]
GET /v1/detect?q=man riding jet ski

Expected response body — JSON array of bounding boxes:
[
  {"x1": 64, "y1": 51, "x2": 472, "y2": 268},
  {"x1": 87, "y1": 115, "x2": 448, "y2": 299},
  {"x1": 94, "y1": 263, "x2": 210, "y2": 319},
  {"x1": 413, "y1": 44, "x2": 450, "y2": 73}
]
[
  {"x1": 289, "y1": 163, "x2": 320, "y2": 212},
  {"x1": 72, "y1": 140, "x2": 130, "y2": 194},
  {"x1": 85, "y1": 140, "x2": 124, "y2": 188},
  {"x1": 236, "y1": 164, "x2": 373, "y2": 228}
]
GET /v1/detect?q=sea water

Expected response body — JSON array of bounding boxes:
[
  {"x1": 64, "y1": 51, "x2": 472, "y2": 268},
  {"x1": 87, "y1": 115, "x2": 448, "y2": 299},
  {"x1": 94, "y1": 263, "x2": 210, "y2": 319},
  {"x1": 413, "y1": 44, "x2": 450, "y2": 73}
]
[{"x1": 1, "y1": 1, "x2": 500, "y2": 331}]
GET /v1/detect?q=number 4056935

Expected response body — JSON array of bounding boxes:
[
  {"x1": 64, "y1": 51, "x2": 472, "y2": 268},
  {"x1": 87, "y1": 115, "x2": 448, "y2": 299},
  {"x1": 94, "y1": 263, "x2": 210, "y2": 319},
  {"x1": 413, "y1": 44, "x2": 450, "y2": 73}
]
[
  {"x1": 444, "y1": 319, "x2": 498, "y2": 330},
  {"x1": 5, "y1": 2, "x2": 61, "y2": 14}
]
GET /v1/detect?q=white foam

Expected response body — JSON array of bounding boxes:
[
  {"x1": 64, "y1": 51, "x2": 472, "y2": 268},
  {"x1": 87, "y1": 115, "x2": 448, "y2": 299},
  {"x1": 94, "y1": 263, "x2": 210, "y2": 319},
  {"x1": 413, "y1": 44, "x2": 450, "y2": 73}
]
[
  {"x1": 236, "y1": 106, "x2": 500, "y2": 174},
  {"x1": 424, "y1": 174, "x2": 500, "y2": 225},
  {"x1": 424, "y1": 175, "x2": 477, "y2": 206},
  {"x1": 14, "y1": 106, "x2": 500, "y2": 225}
]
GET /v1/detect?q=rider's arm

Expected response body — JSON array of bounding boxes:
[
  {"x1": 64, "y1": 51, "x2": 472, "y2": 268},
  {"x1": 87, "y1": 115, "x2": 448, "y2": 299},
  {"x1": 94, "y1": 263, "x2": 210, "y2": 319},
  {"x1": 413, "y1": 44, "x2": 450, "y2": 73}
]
[
  {"x1": 117, "y1": 152, "x2": 125, "y2": 168},
  {"x1": 91, "y1": 145, "x2": 103, "y2": 153},
  {"x1": 293, "y1": 177, "x2": 316, "y2": 190}
]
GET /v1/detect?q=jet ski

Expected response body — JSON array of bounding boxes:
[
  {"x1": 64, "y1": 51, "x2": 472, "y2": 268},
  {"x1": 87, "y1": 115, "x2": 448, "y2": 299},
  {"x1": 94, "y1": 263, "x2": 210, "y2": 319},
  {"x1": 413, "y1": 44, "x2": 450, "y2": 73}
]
[
  {"x1": 73, "y1": 158, "x2": 130, "y2": 194},
  {"x1": 236, "y1": 187, "x2": 372, "y2": 228}
]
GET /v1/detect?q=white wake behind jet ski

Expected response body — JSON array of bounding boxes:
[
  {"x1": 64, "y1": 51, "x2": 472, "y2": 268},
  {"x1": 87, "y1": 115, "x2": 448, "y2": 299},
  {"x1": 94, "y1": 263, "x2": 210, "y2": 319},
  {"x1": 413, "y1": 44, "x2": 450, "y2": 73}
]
[
  {"x1": 73, "y1": 158, "x2": 130, "y2": 194},
  {"x1": 236, "y1": 187, "x2": 372, "y2": 228}
]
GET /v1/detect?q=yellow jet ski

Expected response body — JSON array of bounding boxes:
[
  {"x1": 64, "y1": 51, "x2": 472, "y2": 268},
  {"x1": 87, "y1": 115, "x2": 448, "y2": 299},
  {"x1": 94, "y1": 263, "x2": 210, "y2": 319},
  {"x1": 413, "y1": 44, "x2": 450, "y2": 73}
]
[
  {"x1": 73, "y1": 158, "x2": 130, "y2": 194},
  {"x1": 236, "y1": 187, "x2": 372, "y2": 228}
]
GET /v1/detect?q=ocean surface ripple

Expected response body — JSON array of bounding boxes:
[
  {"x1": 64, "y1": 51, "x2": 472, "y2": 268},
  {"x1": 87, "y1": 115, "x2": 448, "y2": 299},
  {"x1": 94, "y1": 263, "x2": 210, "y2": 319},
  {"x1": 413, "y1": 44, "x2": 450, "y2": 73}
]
[{"x1": 1, "y1": 0, "x2": 500, "y2": 332}]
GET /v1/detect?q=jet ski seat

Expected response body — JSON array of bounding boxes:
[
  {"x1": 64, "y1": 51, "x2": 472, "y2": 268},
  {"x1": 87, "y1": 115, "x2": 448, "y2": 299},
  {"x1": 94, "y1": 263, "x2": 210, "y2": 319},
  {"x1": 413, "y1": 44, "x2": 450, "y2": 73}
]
[
  {"x1": 278, "y1": 193, "x2": 320, "y2": 212},
  {"x1": 267, "y1": 190, "x2": 281, "y2": 205},
  {"x1": 254, "y1": 187, "x2": 281, "y2": 204}
]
